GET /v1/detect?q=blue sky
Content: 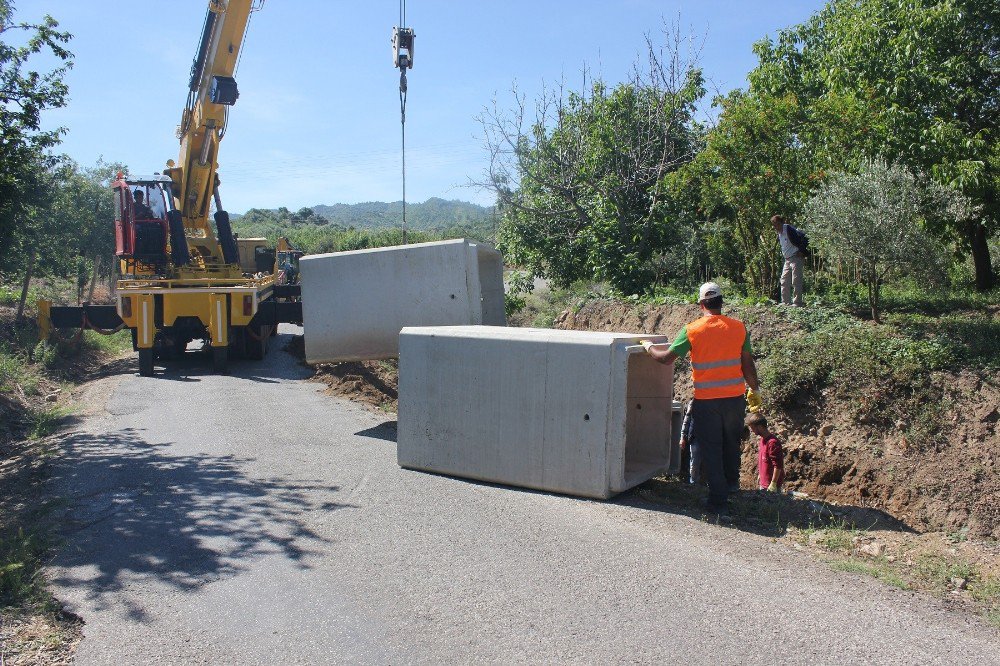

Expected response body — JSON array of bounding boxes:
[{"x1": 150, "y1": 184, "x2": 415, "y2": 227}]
[{"x1": 16, "y1": 1, "x2": 826, "y2": 212}]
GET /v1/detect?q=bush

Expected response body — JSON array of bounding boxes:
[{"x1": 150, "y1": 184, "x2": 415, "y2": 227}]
[{"x1": 758, "y1": 323, "x2": 955, "y2": 411}]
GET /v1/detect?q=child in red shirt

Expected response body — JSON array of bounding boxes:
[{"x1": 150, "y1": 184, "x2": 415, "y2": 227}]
[{"x1": 745, "y1": 412, "x2": 784, "y2": 492}]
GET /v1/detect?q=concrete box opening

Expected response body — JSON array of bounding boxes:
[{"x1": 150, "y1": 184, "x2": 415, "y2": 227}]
[
  {"x1": 475, "y1": 247, "x2": 506, "y2": 326},
  {"x1": 622, "y1": 350, "x2": 672, "y2": 487}
]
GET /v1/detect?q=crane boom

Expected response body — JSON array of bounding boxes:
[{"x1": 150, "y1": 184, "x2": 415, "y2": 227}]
[
  {"x1": 166, "y1": 0, "x2": 256, "y2": 275},
  {"x1": 38, "y1": 0, "x2": 307, "y2": 377}
]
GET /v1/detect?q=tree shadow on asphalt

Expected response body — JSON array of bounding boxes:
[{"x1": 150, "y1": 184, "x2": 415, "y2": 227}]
[
  {"x1": 46, "y1": 426, "x2": 354, "y2": 622},
  {"x1": 618, "y1": 476, "x2": 915, "y2": 539}
]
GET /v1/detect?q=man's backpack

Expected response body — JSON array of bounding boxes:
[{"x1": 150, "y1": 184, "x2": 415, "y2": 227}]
[{"x1": 786, "y1": 224, "x2": 811, "y2": 258}]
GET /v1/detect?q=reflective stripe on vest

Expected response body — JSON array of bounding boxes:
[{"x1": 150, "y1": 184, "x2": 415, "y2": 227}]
[
  {"x1": 687, "y1": 315, "x2": 747, "y2": 400},
  {"x1": 693, "y1": 376, "x2": 746, "y2": 390},
  {"x1": 691, "y1": 358, "x2": 742, "y2": 371}
]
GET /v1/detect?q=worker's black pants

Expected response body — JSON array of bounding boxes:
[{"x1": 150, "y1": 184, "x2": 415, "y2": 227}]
[{"x1": 691, "y1": 396, "x2": 746, "y2": 507}]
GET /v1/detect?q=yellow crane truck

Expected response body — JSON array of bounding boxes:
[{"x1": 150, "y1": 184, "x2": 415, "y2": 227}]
[{"x1": 38, "y1": 0, "x2": 302, "y2": 376}]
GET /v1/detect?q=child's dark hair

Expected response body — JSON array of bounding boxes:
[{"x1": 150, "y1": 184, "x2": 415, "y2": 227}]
[{"x1": 744, "y1": 412, "x2": 767, "y2": 428}]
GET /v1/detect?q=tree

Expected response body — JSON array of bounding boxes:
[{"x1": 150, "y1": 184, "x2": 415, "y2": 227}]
[
  {"x1": 804, "y1": 159, "x2": 972, "y2": 321},
  {"x1": 682, "y1": 91, "x2": 815, "y2": 296},
  {"x1": 54, "y1": 160, "x2": 125, "y2": 295},
  {"x1": 477, "y1": 28, "x2": 706, "y2": 294},
  {"x1": 749, "y1": 0, "x2": 1000, "y2": 290},
  {"x1": 0, "y1": 1, "x2": 72, "y2": 274}
]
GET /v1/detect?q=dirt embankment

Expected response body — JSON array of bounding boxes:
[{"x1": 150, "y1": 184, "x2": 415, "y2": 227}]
[
  {"x1": 557, "y1": 300, "x2": 1000, "y2": 540},
  {"x1": 284, "y1": 336, "x2": 398, "y2": 412}
]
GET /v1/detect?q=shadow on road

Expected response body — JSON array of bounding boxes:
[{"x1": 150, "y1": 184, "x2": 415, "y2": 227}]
[
  {"x1": 151, "y1": 334, "x2": 313, "y2": 383},
  {"x1": 619, "y1": 477, "x2": 915, "y2": 538},
  {"x1": 48, "y1": 426, "x2": 353, "y2": 622},
  {"x1": 354, "y1": 421, "x2": 397, "y2": 442}
]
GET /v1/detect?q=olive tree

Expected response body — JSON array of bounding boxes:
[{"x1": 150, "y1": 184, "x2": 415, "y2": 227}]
[
  {"x1": 805, "y1": 159, "x2": 973, "y2": 322},
  {"x1": 750, "y1": 0, "x2": 1000, "y2": 291}
]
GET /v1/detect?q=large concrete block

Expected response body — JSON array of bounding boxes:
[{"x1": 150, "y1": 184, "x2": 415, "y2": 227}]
[
  {"x1": 397, "y1": 326, "x2": 676, "y2": 499},
  {"x1": 300, "y1": 239, "x2": 505, "y2": 363}
]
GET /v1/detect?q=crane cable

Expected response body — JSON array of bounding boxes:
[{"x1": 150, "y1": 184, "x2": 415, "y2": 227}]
[{"x1": 398, "y1": 0, "x2": 409, "y2": 244}]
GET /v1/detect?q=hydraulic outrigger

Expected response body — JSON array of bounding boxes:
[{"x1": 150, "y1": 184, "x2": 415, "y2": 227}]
[{"x1": 38, "y1": 0, "x2": 302, "y2": 376}]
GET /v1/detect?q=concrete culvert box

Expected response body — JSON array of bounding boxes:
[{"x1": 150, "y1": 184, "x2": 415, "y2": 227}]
[
  {"x1": 299, "y1": 239, "x2": 505, "y2": 363},
  {"x1": 397, "y1": 326, "x2": 675, "y2": 499}
]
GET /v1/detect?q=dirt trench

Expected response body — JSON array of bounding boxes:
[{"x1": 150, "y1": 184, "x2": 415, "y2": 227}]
[{"x1": 556, "y1": 300, "x2": 1000, "y2": 539}]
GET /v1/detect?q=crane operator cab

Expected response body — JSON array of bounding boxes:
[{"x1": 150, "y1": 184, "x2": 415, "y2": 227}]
[{"x1": 113, "y1": 173, "x2": 186, "y2": 276}]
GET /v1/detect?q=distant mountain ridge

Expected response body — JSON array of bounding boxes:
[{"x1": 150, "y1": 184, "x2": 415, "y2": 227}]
[
  {"x1": 233, "y1": 197, "x2": 495, "y2": 233},
  {"x1": 311, "y1": 197, "x2": 493, "y2": 231}
]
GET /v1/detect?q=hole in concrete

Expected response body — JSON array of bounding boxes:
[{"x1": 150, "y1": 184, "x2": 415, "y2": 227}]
[
  {"x1": 583, "y1": 414, "x2": 590, "y2": 421},
  {"x1": 623, "y1": 351, "x2": 672, "y2": 487},
  {"x1": 450, "y1": 294, "x2": 456, "y2": 299}
]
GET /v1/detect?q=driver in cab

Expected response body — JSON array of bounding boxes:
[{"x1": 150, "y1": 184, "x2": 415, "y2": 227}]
[{"x1": 132, "y1": 190, "x2": 157, "y2": 219}]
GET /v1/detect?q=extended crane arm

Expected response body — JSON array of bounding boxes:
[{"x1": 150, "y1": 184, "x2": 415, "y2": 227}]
[{"x1": 166, "y1": 0, "x2": 257, "y2": 271}]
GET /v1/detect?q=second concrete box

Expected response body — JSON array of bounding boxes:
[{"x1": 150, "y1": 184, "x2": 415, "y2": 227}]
[
  {"x1": 300, "y1": 239, "x2": 505, "y2": 363},
  {"x1": 397, "y1": 326, "x2": 676, "y2": 499}
]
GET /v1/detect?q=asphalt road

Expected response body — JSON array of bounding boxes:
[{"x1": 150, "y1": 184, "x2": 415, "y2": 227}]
[{"x1": 47, "y1": 326, "x2": 1000, "y2": 665}]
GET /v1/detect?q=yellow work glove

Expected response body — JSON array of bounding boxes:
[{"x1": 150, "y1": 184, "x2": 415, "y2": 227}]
[
  {"x1": 639, "y1": 340, "x2": 655, "y2": 352},
  {"x1": 767, "y1": 482, "x2": 779, "y2": 492},
  {"x1": 746, "y1": 388, "x2": 763, "y2": 412}
]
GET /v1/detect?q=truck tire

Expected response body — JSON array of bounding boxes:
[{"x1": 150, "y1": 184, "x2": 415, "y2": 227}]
[
  {"x1": 212, "y1": 346, "x2": 229, "y2": 374},
  {"x1": 138, "y1": 348, "x2": 154, "y2": 377}
]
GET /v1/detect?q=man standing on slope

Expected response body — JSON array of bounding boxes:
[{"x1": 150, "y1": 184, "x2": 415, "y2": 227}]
[
  {"x1": 641, "y1": 282, "x2": 762, "y2": 513},
  {"x1": 772, "y1": 214, "x2": 807, "y2": 307}
]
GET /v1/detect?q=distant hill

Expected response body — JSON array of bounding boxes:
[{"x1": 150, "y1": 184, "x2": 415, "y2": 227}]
[
  {"x1": 230, "y1": 198, "x2": 497, "y2": 253},
  {"x1": 311, "y1": 198, "x2": 494, "y2": 232},
  {"x1": 233, "y1": 198, "x2": 495, "y2": 234}
]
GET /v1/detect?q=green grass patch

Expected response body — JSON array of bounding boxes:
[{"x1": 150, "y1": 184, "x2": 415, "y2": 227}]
[
  {"x1": 0, "y1": 351, "x2": 34, "y2": 394},
  {"x1": 812, "y1": 280, "x2": 999, "y2": 317},
  {"x1": 80, "y1": 329, "x2": 133, "y2": 356},
  {"x1": 757, "y1": 321, "x2": 953, "y2": 409},
  {"x1": 794, "y1": 517, "x2": 867, "y2": 554},
  {"x1": 830, "y1": 558, "x2": 909, "y2": 589},
  {"x1": 508, "y1": 280, "x2": 607, "y2": 328},
  {"x1": 0, "y1": 528, "x2": 56, "y2": 612},
  {"x1": 969, "y1": 574, "x2": 1000, "y2": 606},
  {"x1": 912, "y1": 554, "x2": 975, "y2": 592},
  {"x1": 28, "y1": 405, "x2": 72, "y2": 440}
]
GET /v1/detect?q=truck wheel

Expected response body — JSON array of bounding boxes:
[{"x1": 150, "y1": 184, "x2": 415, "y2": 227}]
[
  {"x1": 138, "y1": 349, "x2": 154, "y2": 377},
  {"x1": 212, "y1": 346, "x2": 229, "y2": 374}
]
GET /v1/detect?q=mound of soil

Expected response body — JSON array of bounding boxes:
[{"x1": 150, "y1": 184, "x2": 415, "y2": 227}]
[
  {"x1": 285, "y1": 335, "x2": 398, "y2": 412},
  {"x1": 557, "y1": 300, "x2": 1000, "y2": 539},
  {"x1": 311, "y1": 360, "x2": 398, "y2": 412}
]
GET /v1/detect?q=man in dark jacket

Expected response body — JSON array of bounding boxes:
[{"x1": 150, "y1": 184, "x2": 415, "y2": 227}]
[{"x1": 771, "y1": 214, "x2": 806, "y2": 306}]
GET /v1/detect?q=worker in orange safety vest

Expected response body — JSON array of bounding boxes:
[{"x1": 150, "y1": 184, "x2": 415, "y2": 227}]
[{"x1": 641, "y1": 282, "x2": 762, "y2": 514}]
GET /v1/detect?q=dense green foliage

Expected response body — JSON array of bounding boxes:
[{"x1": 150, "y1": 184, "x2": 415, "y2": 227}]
[
  {"x1": 489, "y1": 1, "x2": 999, "y2": 304},
  {"x1": 805, "y1": 159, "x2": 971, "y2": 321},
  {"x1": 230, "y1": 199, "x2": 494, "y2": 254},
  {"x1": 482, "y1": 51, "x2": 707, "y2": 294},
  {"x1": 0, "y1": 1, "x2": 72, "y2": 276},
  {"x1": 749, "y1": 0, "x2": 999, "y2": 290}
]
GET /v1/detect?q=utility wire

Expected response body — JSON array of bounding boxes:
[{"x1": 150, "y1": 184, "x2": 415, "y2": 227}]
[
  {"x1": 400, "y1": 72, "x2": 407, "y2": 244},
  {"x1": 398, "y1": 0, "x2": 409, "y2": 244}
]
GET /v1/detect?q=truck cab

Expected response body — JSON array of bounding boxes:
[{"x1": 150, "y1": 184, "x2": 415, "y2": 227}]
[{"x1": 114, "y1": 174, "x2": 174, "y2": 274}]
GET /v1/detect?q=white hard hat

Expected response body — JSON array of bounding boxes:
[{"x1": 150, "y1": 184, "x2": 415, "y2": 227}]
[{"x1": 698, "y1": 281, "x2": 723, "y2": 303}]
